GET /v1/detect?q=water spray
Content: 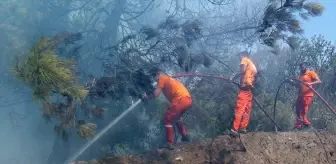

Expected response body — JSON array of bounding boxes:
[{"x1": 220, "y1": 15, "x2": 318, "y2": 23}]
[
  {"x1": 67, "y1": 73, "x2": 284, "y2": 163},
  {"x1": 65, "y1": 99, "x2": 142, "y2": 164}
]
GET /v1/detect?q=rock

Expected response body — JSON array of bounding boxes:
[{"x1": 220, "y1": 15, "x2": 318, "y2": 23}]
[{"x1": 174, "y1": 156, "x2": 183, "y2": 161}]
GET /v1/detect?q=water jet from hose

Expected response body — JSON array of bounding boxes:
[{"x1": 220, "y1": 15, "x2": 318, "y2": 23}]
[{"x1": 65, "y1": 99, "x2": 142, "y2": 164}]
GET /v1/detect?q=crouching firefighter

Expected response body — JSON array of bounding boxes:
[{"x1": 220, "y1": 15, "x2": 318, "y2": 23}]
[
  {"x1": 289, "y1": 62, "x2": 322, "y2": 130},
  {"x1": 229, "y1": 51, "x2": 257, "y2": 136},
  {"x1": 143, "y1": 67, "x2": 192, "y2": 149}
]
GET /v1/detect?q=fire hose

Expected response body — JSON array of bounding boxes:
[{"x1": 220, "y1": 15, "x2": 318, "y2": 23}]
[
  {"x1": 67, "y1": 74, "x2": 336, "y2": 164},
  {"x1": 273, "y1": 78, "x2": 335, "y2": 164},
  {"x1": 172, "y1": 73, "x2": 283, "y2": 131},
  {"x1": 172, "y1": 74, "x2": 335, "y2": 163},
  {"x1": 273, "y1": 78, "x2": 336, "y2": 131}
]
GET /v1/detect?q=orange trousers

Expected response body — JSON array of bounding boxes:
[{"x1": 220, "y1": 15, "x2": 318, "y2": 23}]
[
  {"x1": 164, "y1": 97, "x2": 192, "y2": 143},
  {"x1": 232, "y1": 89, "x2": 253, "y2": 131},
  {"x1": 295, "y1": 96, "x2": 313, "y2": 128}
]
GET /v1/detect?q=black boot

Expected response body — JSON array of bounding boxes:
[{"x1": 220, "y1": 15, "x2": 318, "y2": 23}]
[
  {"x1": 159, "y1": 142, "x2": 175, "y2": 150},
  {"x1": 166, "y1": 143, "x2": 175, "y2": 150},
  {"x1": 181, "y1": 134, "x2": 191, "y2": 142},
  {"x1": 238, "y1": 129, "x2": 247, "y2": 134},
  {"x1": 227, "y1": 129, "x2": 239, "y2": 137},
  {"x1": 301, "y1": 125, "x2": 313, "y2": 131},
  {"x1": 291, "y1": 126, "x2": 302, "y2": 132}
]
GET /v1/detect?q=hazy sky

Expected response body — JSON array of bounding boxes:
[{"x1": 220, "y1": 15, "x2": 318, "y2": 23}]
[{"x1": 302, "y1": 0, "x2": 336, "y2": 41}]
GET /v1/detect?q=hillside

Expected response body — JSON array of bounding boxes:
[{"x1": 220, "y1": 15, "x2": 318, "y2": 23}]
[{"x1": 72, "y1": 131, "x2": 336, "y2": 164}]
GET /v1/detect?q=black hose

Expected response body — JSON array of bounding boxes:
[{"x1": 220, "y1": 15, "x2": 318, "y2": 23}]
[
  {"x1": 273, "y1": 79, "x2": 288, "y2": 132},
  {"x1": 173, "y1": 73, "x2": 283, "y2": 131},
  {"x1": 291, "y1": 79, "x2": 336, "y2": 116},
  {"x1": 253, "y1": 96, "x2": 283, "y2": 131},
  {"x1": 273, "y1": 78, "x2": 336, "y2": 131},
  {"x1": 273, "y1": 78, "x2": 333, "y2": 163}
]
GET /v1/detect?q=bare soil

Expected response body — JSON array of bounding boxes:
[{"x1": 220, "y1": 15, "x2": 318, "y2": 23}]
[{"x1": 76, "y1": 131, "x2": 336, "y2": 164}]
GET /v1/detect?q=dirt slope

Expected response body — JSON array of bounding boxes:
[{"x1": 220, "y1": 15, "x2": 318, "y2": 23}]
[{"x1": 78, "y1": 131, "x2": 336, "y2": 164}]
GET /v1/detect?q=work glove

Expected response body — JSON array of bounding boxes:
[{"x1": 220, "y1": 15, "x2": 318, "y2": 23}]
[{"x1": 287, "y1": 78, "x2": 303, "y2": 87}]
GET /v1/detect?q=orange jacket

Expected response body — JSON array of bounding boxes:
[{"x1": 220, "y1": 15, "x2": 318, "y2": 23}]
[
  {"x1": 240, "y1": 56, "x2": 257, "y2": 88},
  {"x1": 157, "y1": 73, "x2": 191, "y2": 102},
  {"x1": 299, "y1": 70, "x2": 319, "y2": 97}
]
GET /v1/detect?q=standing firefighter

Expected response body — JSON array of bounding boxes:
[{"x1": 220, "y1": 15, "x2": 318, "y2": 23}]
[
  {"x1": 290, "y1": 62, "x2": 322, "y2": 130},
  {"x1": 143, "y1": 67, "x2": 191, "y2": 149},
  {"x1": 229, "y1": 51, "x2": 257, "y2": 136}
]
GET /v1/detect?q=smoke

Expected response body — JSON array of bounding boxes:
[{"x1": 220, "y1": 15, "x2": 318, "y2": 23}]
[{"x1": 0, "y1": 50, "x2": 54, "y2": 164}]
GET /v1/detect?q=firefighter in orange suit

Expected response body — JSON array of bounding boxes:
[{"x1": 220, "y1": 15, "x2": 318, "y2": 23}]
[
  {"x1": 229, "y1": 51, "x2": 257, "y2": 136},
  {"x1": 144, "y1": 67, "x2": 192, "y2": 149},
  {"x1": 290, "y1": 62, "x2": 321, "y2": 130}
]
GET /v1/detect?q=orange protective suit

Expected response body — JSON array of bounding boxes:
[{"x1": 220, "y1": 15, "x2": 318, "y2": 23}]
[
  {"x1": 157, "y1": 73, "x2": 192, "y2": 143},
  {"x1": 232, "y1": 56, "x2": 257, "y2": 131},
  {"x1": 295, "y1": 70, "x2": 319, "y2": 128}
]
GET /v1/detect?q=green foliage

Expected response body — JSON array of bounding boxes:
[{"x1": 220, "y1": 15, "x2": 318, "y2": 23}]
[
  {"x1": 259, "y1": 0, "x2": 324, "y2": 52},
  {"x1": 12, "y1": 35, "x2": 97, "y2": 141},
  {"x1": 77, "y1": 34, "x2": 336, "y2": 160},
  {"x1": 273, "y1": 100, "x2": 295, "y2": 130},
  {"x1": 78, "y1": 123, "x2": 97, "y2": 138},
  {"x1": 14, "y1": 36, "x2": 88, "y2": 101},
  {"x1": 303, "y1": 2, "x2": 324, "y2": 16},
  {"x1": 278, "y1": 35, "x2": 336, "y2": 129},
  {"x1": 3, "y1": 0, "x2": 330, "y2": 161}
]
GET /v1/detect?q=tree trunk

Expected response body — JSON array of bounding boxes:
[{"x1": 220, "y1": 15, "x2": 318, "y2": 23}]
[{"x1": 99, "y1": 0, "x2": 127, "y2": 45}]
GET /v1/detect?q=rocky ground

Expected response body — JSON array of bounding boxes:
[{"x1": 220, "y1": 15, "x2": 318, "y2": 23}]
[{"x1": 71, "y1": 131, "x2": 336, "y2": 164}]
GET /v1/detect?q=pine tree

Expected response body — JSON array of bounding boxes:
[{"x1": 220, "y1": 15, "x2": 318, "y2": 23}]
[{"x1": 13, "y1": 34, "x2": 96, "y2": 141}]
